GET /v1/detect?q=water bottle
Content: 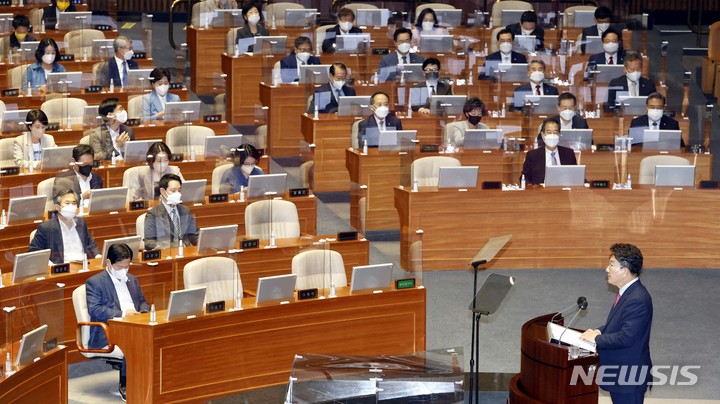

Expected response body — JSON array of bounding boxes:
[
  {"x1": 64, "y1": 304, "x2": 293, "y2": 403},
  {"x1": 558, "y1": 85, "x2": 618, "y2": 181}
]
[
  {"x1": 329, "y1": 281, "x2": 336, "y2": 298},
  {"x1": 313, "y1": 104, "x2": 319, "y2": 120},
  {"x1": 1, "y1": 209, "x2": 7, "y2": 227},
  {"x1": 596, "y1": 103, "x2": 601, "y2": 118},
  {"x1": 362, "y1": 139, "x2": 368, "y2": 155},
  {"x1": 109, "y1": 78, "x2": 114, "y2": 93},
  {"x1": 626, "y1": 174, "x2": 632, "y2": 189},
  {"x1": 407, "y1": 104, "x2": 412, "y2": 118},
  {"x1": 149, "y1": 304, "x2": 156, "y2": 323},
  {"x1": 271, "y1": 14, "x2": 276, "y2": 29},
  {"x1": 239, "y1": 185, "x2": 245, "y2": 202},
  {"x1": 488, "y1": 17, "x2": 493, "y2": 29},
  {"x1": 82, "y1": 48, "x2": 88, "y2": 62},
  {"x1": 5, "y1": 353, "x2": 12, "y2": 376},
  {"x1": 483, "y1": 42, "x2": 488, "y2": 56},
  {"x1": 190, "y1": 147, "x2": 196, "y2": 161},
  {"x1": 27, "y1": 82, "x2": 31, "y2": 96},
  {"x1": 412, "y1": 178, "x2": 418, "y2": 192},
  {"x1": 269, "y1": 230, "x2": 276, "y2": 247},
  {"x1": 373, "y1": 72, "x2": 379, "y2": 85},
  {"x1": 28, "y1": 161, "x2": 34, "y2": 174},
  {"x1": 82, "y1": 253, "x2": 88, "y2": 272},
  {"x1": 520, "y1": 174, "x2": 526, "y2": 190},
  {"x1": 111, "y1": 151, "x2": 117, "y2": 166},
  {"x1": 501, "y1": 103, "x2": 506, "y2": 118},
  {"x1": 40, "y1": 20, "x2": 45, "y2": 34}
]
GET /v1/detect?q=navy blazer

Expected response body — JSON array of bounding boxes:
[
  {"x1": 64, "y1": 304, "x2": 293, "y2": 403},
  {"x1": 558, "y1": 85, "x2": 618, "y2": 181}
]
[
  {"x1": 606, "y1": 75, "x2": 657, "y2": 108},
  {"x1": 630, "y1": 114, "x2": 684, "y2": 147},
  {"x1": 321, "y1": 25, "x2": 363, "y2": 53},
  {"x1": 505, "y1": 23, "x2": 545, "y2": 50},
  {"x1": 580, "y1": 23, "x2": 625, "y2": 53},
  {"x1": 514, "y1": 82, "x2": 559, "y2": 96},
  {"x1": 53, "y1": 169, "x2": 104, "y2": 198},
  {"x1": 143, "y1": 203, "x2": 199, "y2": 250},
  {"x1": 357, "y1": 114, "x2": 403, "y2": 148},
  {"x1": 42, "y1": 3, "x2": 78, "y2": 30},
  {"x1": 521, "y1": 146, "x2": 577, "y2": 184},
  {"x1": 28, "y1": 216, "x2": 100, "y2": 264},
  {"x1": 86, "y1": 270, "x2": 150, "y2": 349},
  {"x1": 588, "y1": 51, "x2": 625, "y2": 67},
  {"x1": 411, "y1": 80, "x2": 452, "y2": 111},
  {"x1": 536, "y1": 115, "x2": 590, "y2": 147},
  {"x1": 279, "y1": 53, "x2": 322, "y2": 83},
  {"x1": 485, "y1": 50, "x2": 527, "y2": 64},
  {"x1": 96, "y1": 58, "x2": 139, "y2": 87},
  {"x1": 235, "y1": 24, "x2": 270, "y2": 52},
  {"x1": 307, "y1": 82, "x2": 357, "y2": 114},
  {"x1": 377, "y1": 52, "x2": 425, "y2": 82},
  {"x1": 596, "y1": 280, "x2": 653, "y2": 393}
]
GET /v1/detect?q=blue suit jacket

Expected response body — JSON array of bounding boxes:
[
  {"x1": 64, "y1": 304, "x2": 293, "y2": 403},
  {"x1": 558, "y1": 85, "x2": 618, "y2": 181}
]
[
  {"x1": 588, "y1": 51, "x2": 625, "y2": 67},
  {"x1": 28, "y1": 216, "x2": 101, "y2": 264},
  {"x1": 357, "y1": 114, "x2": 403, "y2": 148},
  {"x1": 279, "y1": 53, "x2": 322, "y2": 83},
  {"x1": 596, "y1": 280, "x2": 653, "y2": 393},
  {"x1": 86, "y1": 270, "x2": 149, "y2": 349},
  {"x1": 97, "y1": 58, "x2": 139, "y2": 87},
  {"x1": 141, "y1": 91, "x2": 181, "y2": 120},
  {"x1": 307, "y1": 82, "x2": 357, "y2": 114},
  {"x1": 377, "y1": 52, "x2": 425, "y2": 82}
]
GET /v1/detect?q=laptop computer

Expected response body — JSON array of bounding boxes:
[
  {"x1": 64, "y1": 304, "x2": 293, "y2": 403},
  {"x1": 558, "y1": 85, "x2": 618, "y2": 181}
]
[
  {"x1": 197, "y1": 224, "x2": 238, "y2": 253},
  {"x1": 164, "y1": 101, "x2": 201, "y2": 122},
  {"x1": 7, "y1": 195, "x2": 46, "y2": 225},
  {"x1": 16, "y1": 324, "x2": 49, "y2": 367},
  {"x1": 247, "y1": 173, "x2": 287, "y2": 198},
  {"x1": 544, "y1": 165, "x2": 586, "y2": 187},
  {"x1": 437, "y1": 166, "x2": 479, "y2": 188},
  {"x1": 255, "y1": 274, "x2": 297, "y2": 305},
  {"x1": 166, "y1": 287, "x2": 207, "y2": 321},
  {"x1": 523, "y1": 95, "x2": 559, "y2": 114},
  {"x1": 100, "y1": 236, "x2": 142, "y2": 264},
  {"x1": 181, "y1": 179, "x2": 207, "y2": 203},
  {"x1": 41, "y1": 146, "x2": 75, "y2": 171},
  {"x1": 123, "y1": 139, "x2": 163, "y2": 163},
  {"x1": 350, "y1": 263, "x2": 393, "y2": 292},
  {"x1": 654, "y1": 165, "x2": 695, "y2": 187},
  {"x1": 87, "y1": 187, "x2": 128, "y2": 213},
  {"x1": 12, "y1": 249, "x2": 51, "y2": 283},
  {"x1": 418, "y1": 35, "x2": 453, "y2": 53},
  {"x1": 463, "y1": 129, "x2": 504, "y2": 150},
  {"x1": 204, "y1": 134, "x2": 243, "y2": 159}
]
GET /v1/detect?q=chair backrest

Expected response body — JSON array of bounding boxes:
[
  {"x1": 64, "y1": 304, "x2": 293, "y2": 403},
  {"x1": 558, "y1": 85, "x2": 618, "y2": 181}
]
[
  {"x1": 243, "y1": 124, "x2": 267, "y2": 149},
  {"x1": 127, "y1": 95, "x2": 143, "y2": 119},
  {"x1": 351, "y1": 119, "x2": 362, "y2": 149},
  {"x1": 122, "y1": 166, "x2": 144, "y2": 202},
  {"x1": 490, "y1": 26, "x2": 505, "y2": 53},
  {"x1": 265, "y1": 2, "x2": 305, "y2": 27},
  {"x1": 92, "y1": 61, "x2": 103, "y2": 84},
  {"x1": 72, "y1": 285, "x2": 91, "y2": 348},
  {"x1": 30, "y1": 8, "x2": 43, "y2": 30},
  {"x1": 638, "y1": 155, "x2": 690, "y2": 185},
  {"x1": 40, "y1": 97, "x2": 89, "y2": 124},
  {"x1": 491, "y1": 0, "x2": 533, "y2": 27},
  {"x1": 299, "y1": 160, "x2": 313, "y2": 189},
  {"x1": 292, "y1": 249, "x2": 347, "y2": 290},
  {"x1": 226, "y1": 27, "x2": 241, "y2": 54},
  {"x1": 165, "y1": 125, "x2": 216, "y2": 155},
  {"x1": 183, "y1": 257, "x2": 241, "y2": 304},
  {"x1": 211, "y1": 162, "x2": 233, "y2": 194},
  {"x1": 415, "y1": 3, "x2": 454, "y2": 17},
  {"x1": 0, "y1": 36, "x2": 9, "y2": 59},
  {"x1": 314, "y1": 24, "x2": 336, "y2": 54},
  {"x1": 245, "y1": 199, "x2": 300, "y2": 239},
  {"x1": 64, "y1": 29, "x2": 106, "y2": 56},
  {"x1": 79, "y1": 134, "x2": 91, "y2": 145},
  {"x1": 411, "y1": 156, "x2": 462, "y2": 186},
  {"x1": 214, "y1": 93, "x2": 226, "y2": 115},
  {"x1": 0, "y1": 137, "x2": 15, "y2": 167},
  {"x1": 9, "y1": 64, "x2": 31, "y2": 89},
  {"x1": 564, "y1": 5, "x2": 596, "y2": 28},
  {"x1": 30, "y1": 229, "x2": 37, "y2": 243},
  {"x1": 37, "y1": 177, "x2": 56, "y2": 211},
  {"x1": 136, "y1": 212, "x2": 146, "y2": 239}
]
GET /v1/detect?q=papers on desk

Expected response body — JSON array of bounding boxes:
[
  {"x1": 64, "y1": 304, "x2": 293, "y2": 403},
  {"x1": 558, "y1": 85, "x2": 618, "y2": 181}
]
[{"x1": 546, "y1": 321, "x2": 597, "y2": 353}]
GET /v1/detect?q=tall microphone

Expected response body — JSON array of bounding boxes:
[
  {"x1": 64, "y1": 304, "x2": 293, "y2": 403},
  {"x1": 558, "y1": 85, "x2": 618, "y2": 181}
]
[
  {"x1": 551, "y1": 296, "x2": 588, "y2": 324},
  {"x1": 557, "y1": 298, "x2": 589, "y2": 346}
]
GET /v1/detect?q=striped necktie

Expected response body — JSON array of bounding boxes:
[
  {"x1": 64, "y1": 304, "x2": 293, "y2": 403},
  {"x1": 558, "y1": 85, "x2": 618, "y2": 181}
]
[{"x1": 171, "y1": 208, "x2": 180, "y2": 241}]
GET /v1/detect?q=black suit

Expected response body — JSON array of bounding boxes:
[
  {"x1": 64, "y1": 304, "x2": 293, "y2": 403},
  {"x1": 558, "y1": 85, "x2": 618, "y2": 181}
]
[
  {"x1": 411, "y1": 80, "x2": 452, "y2": 111},
  {"x1": 143, "y1": 203, "x2": 199, "y2": 250},
  {"x1": 28, "y1": 216, "x2": 100, "y2": 264},
  {"x1": 357, "y1": 114, "x2": 403, "y2": 148},
  {"x1": 521, "y1": 146, "x2": 577, "y2": 185},
  {"x1": 307, "y1": 82, "x2": 357, "y2": 114},
  {"x1": 588, "y1": 51, "x2": 625, "y2": 67},
  {"x1": 485, "y1": 50, "x2": 527, "y2": 64},
  {"x1": 581, "y1": 24, "x2": 625, "y2": 53},
  {"x1": 235, "y1": 24, "x2": 270, "y2": 53},
  {"x1": 42, "y1": 3, "x2": 78, "y2": 30},
  {"x1": 279, "y1": 53, "x2": 322, "y2": 83},
  {"x1": 513, "y1": 83, "x2": 559, "y2": 110},
  {"x1": 321, "y1": 25, "x2": 363, "y2": 53},
  {"x1": 536, "y1": 115, "x2": 590, "y2": 147},
  {"x1": 53, "y1": 169, "x2": 103, "y2": 198},
  {"x1": 505, "y1": 23, "x2": 544, "y2": 50},
  {"x1": 630, "y1": 114, "x2": 684, "y2": 147},
  {"x1": 9, "y1": 33, "x2": 37, "y2": 49},
  {"x1": 606, "y1": 75, "x2": 657, "y2": 108}
]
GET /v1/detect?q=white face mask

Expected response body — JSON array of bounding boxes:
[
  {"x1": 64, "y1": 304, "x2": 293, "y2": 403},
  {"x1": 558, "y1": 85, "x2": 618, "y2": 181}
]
[
  {"x1": 123, "y1": 50, "x2": 134, "y2": 60},
  {"x1": 559, "y1": 109, "x2": 575, "y2": 121},
  {"x1": 339, "y1": 21, "x2": 353, "y2": 32},
  {"x1": 530, "y1": 71, "x2": 545, "y2": 83},
  {"x1": 521, "y1": 28, "x2": 533, "y2": 36},
  {"x1": 248, "y1": 14, "x2": 260, "y2": 25},
  {"x1": 241, "y1": 164, "x2": 254, "y2": 175},
  {"x1": 42, "y1": 54, "x2": 55, "y2": 65},
  {"x1": 603, "y1": 42, "x2": 619, "y2": 54},
  {"x1": 647, "y1": 109, "x2": 664, "y2": 122},
  {"x1": 626, "y1": 71, "x2": 641, "y2": 82},
  {"x1": 108, "y1": 265, "x2": 128, "y2": 282},
  {"x1": 331, "y1": 79, "x2": 345, "y2": 90},
  {"x1": 113, "y1": 110, "x2": 128, "y2": 124},
  {"x1": 155, "y1": 84, "x2": 169, "y2": 97},
  {"x1": 422, "y1": 21, "x2": 435, "y2": 32},
  {"x1": 397, "y1": 42, "x2": 412, "y2": 54},
  {"x1": 374, "y1": 106, "x2": 389, "y2": 119},
  {"x1": 296, "y1": 51, "x2": 311, "y2": 63},
  {"x1": 597, "y1": 22, "x2": 610, "y2": 32},
  {"x1": 59, "y1": 203, "x2": 77, "y2": 219},
  {"x1": 153, "y1": 161, "x2": 168, "y2": 173},
  {"x1": 544, "y1": 134, "x2": 560, "y2": 148},
  {"x1": 165, "y1": 191, "x2": 182, "y2": 205},
  {"x1": 499, "y1": 42, "x2": 513, "y2": 54}
]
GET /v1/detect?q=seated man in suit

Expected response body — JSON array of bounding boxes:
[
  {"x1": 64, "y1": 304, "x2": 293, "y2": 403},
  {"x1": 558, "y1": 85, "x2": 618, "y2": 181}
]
[
  {"x1": 482, "y1": 28, "x2": 527, "y2": 75},
  {"x1": 588, "y1": 28, "x2": 625, "y2": 67},
  {"x1": 522, "y1": 119, "x2": 577, "y2": 185},
  {"x1": 95, "y1": 36, "x2": 139, "y2": 88},
  {"x1": 357, "y1": 92, "x2": 403, "y2": 148},
  {"x1": 54, "y1": 144, "x2": 103, "y2": 202},
  {"x1": 536, "y1": 92, "x2": 589, "y2": 147},
  {"x1": 322, "y1": 8, "x2": 363, "y2": 53},
  {"x1": 9, "y1": 15, "x2": 36, "y2": 50},
  {"x1": 141, "y1": 67, "x2": 181, "y2": 121},
  {"x1": 513, "y1": 60, "x2": 559, "y2": 110},
  {"x1": 414, "y1": 58, "x2": 452, "y2": 114},
  {"x1": 307, "y1": 62, "x2": 357, "y2": 114},
  {"x1": 28, "y1": 188, "x2": 101, "y2": 264},
  {"x1": 506, "y1": 10, "x2": 544, "y2": 51},
  {"x1": 377, "y1": 27, "x2": 424, "y2": 82},
  {"x1": 444, "y1": 97, "x2": 490, "y2": 148},
  {"x1": 42, "y1": 0, "x2": 76, "y2": 30},
  {"x1": 279, "y1": 36, "x2": 322, "y2": 83},
  {"x1": 144, "y1": 173, "x2": 199, "y2": 250},
  {"x1": 580, "y1": 6, "x2": 625, "y2": 54},
  {"x1": 86, "y1": 242, "x2": 150, "y2": 401},
  {"x1": 630, "y1": 92, "x2": 684, "y2": 147},
  {"x1": 89, "y1": 97, "x2": 135, "y2": 161},
  {"x1": 607, "y1": 53, "x2": 656, "y2": 109}
]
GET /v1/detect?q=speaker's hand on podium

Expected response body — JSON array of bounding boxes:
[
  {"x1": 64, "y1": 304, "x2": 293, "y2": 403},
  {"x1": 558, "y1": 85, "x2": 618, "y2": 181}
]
[{"x1": 579, "y1": 329, "x2": 601, "y2": 343}]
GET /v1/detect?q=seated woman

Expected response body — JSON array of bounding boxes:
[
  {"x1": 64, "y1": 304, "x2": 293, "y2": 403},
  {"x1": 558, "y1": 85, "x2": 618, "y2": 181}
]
[
  {"x1": 25, "y1": 38, "x2": 66, "y2": 93},
  {"x1": 127, "y1": 142, "x2": 184, "y2": 201},
  {"x1": 443, "y1": 97, "x2": 489, "y2": 148},
  {"x1": 410, "y1": 8, "x2": 449, "y2": 48},
  {"x1": 141, "y1": 67, "x2": 181, "y2": 121},
  {"x1": 235, "y1": 3, "x2": 269, "y2": 53},
  {"x1": 220, "y1": 143, "x2": 263, "y2": 194},
  {"x1": 13, "y1": 109, "x2": 56, "y2": 169}
]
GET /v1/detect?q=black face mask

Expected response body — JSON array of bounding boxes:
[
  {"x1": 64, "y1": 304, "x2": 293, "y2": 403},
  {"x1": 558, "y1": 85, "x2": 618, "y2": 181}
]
[
  {"x1": 467, "y1": 115, "x2": 482, "y2": 126},
  {"x1": 425, "y1": 71, "x2": 439, "y2": 81},
  {"x1": 76, "y1": 164, "x2": 93, "y2": 177}
]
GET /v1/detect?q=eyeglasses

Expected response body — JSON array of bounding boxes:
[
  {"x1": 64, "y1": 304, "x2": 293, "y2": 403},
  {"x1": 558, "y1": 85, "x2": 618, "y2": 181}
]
[{"x1": 423, "y1": 69, "x2": 439, "y2": 73}]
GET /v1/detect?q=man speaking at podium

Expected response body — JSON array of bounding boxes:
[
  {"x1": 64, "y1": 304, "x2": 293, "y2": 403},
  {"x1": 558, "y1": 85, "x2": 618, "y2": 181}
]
[{"x1": 580, "y1": 243, "x2": 653, "y2": 403}]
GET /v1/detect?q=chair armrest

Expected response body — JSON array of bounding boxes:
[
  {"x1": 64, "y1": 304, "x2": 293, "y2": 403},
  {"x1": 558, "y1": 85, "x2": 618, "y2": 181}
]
[{"x1": 76, "y1": 321, "x2": 115, "y2": 353}]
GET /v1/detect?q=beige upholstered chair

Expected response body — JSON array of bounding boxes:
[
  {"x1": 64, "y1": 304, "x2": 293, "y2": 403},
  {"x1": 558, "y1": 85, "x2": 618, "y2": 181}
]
[
  {"x1": 72, "y1": 285, "x2": 124, "y2": 361},
  {"x1": 564, "y1": 5, "x2": 596, "y2": 28},
  {"x1": 136, "y1": 212, "x2": 146, "y2": 239},
  {"x1": 264, "y1": 2, "x2": 305, "y2": 27},
  {"x1": 416, "y1": 3, "x2": 454, "y2": 16},
  {"x1": 351, "y1": 119, "x2": 362, "y2": 149},
  {"x1": 226, "y1": 27, "x2": 242, "y2": 54},
  {"x1": 64, "y1": 29, "x2": 106, "y2": 57},
  {"x1": 638, "y1": 155, "x2": 690, "y2": 185},
  {"x1": 314, "y1": 24, "x2": 336, "y2": 54},
  {"x1": 211, "y1": 162, "x2": 233, "y2": 193},
  {"x1": 411, "y1": 156, "x2": 462, "y2": 186},
  {"x1": 165, "y1": 125, "x2": 215, "y2": 156},
  {"x1": 491, "y1": 1, "x2": 533, "y2": 27},
  {"x1": 183, "y1": 256, "x2": 242, "y2": 303},
  {"x1": 292, "y1": 249, "x2": 347, "y2": 290},
  {"x1": 245, "y1": 199, "x2": 300, "y2": 239},
  {"x1": 9, "y1": 63, "x2": 31, "y2": 89},
  {"x1": 37, "y1": 177, "x2": 56, "y2": 211},
  {"x1": 243, "y1": 125, "x2": 267, "y2": 149},
  {"x1": 0, "y1": 138, "x2": 15, "y2": 167},
  {"x1": 40, "y1": 97, "x2": 88, "y2": 125},
  {"x1": 490, "y1": 26, "x2": 505, "y2": 52},
  {"x1": 127, "y1": 95, "x2": 143, "y2": 119}
]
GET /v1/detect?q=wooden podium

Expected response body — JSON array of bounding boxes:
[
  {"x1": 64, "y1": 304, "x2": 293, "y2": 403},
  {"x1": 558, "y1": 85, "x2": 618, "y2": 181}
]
[{"x1": 509, "y1": 313, "x2": 598, "y2": 403}]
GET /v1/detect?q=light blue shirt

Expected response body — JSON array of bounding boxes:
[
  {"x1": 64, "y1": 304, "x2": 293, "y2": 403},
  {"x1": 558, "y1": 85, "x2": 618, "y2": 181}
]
[{"x1": 25, "y1": 61, "x2": 66, "y2": 91}]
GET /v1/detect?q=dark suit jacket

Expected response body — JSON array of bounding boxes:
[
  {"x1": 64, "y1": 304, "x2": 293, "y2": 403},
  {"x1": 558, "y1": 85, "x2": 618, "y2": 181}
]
[
  {"x1": 86, "y1": 270, "x2": 150, "y2": 349},
  {"x1": 307, "y1": 82, "x2": 357, "y2": 114},
  {"x1": 606, "y1": 75, "x2": 657, "y2": 107},
  {"x1": 53, "y1": 168, "x2": 103, "y2": 198},
  {"x1": 321, "y1": 25, "x2": 363, "y2": 53},
  {"x1": 580, "y1": 23, "x2": 625, "y2": 53},
  {"x1": 377, "y1": 52, "x2": 425, "y2": 82},
  {"x1": 95, "y1": 58, "x2": 139, "y2": 87},
  {"x1": 279, "y1": 53, "x2": 322, "y2": 83},
  {"x1": 88, "y1": 123, "x2": 136, "y2": 161},
  {"x1": 505, "y1": 22, "x2": 544, "y2": 50},
  {"x1": 411, "y1": 80, "x2": 452, "y2": 111},
  {"x1": 485, "y1": 50, "x2": 527, "y2": 64},
  {"x1": 143, "y1": 203, "x2": 199, "y2": 250},
  {"x1": 630, "y1": 114, "x2": 684, "y2": 147},
  {"x1": 521, "y1": 146, "x2": 577, "y2": 184},
  {"x1": 9, "y1": 33, "x2": 37, "y2": 49},
  {"x1": 357, "y1": 114, "x2": 403, "y2": 148},
  {"x1": 514, "y1": 82, "x2": 559, "y2": 96},
  {"x1": 588, "y1": 51, "x2": 625, "y2": 67},
  {"x1": 596, "y1": 280, "x2": 653, "y2": 393},
  {"x1": 28, "y1": 216, "x2": 100, "y2": 264},
  {"x1": 235, "y1": 24, "x2": 270, "y2": 52},
  {"x1": 42, "y1": 3, "x2": 78, "y2": 30},
  {"x1": 536, "y1": 115, "x2": 590, "y2": 147}
]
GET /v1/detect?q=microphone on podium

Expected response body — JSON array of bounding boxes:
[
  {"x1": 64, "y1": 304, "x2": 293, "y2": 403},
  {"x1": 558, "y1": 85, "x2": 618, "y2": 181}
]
[
  {"x1": 557, "y1": 297, "x2": 589, "y2": 346},
  {"x1": 550, "y1": 296, "x2": 588, "y2": 324}
]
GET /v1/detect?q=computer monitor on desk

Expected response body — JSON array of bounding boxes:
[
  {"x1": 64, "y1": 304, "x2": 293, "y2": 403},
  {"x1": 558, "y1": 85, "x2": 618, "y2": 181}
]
[
  {"x1": 514, "y1": 35, "x2": 537, "y2": 53},
  {"x1": 438, "y1": 166, "x2": 479, "y2": 188},
  {"x1": 350, "y1": 263, "x2": 393, "y2": 293},
  {"x1": 92, "y1": 39, "x2": 114, "y2": 59},
  {"x1": 12, "y1": 249, "x2": 51, "y2": 283},
  {"x1": 299, "y1": 64, "x2": 331, "y2": 84},
  {"x1": 581, "y1": 35, "x2": 602, "y2": 54},
  {"x1": 544, "y1": 165, "x2": 586, "y2": 187},
  {"x1": 204, "y1": 134, "x2": 244, "y2": 159},
  {"x1": 429, "y1": 95, "x2": 466, "y2": 115},
  {"x1": 616, "y1": 95, "x2": 648, "y2": 115},
  {"x1": 435, "y1": 9, "x2": 462, "y2": 28},
  {"x1": 654, "y1": 165, "x2": 695, "y2": 187},
  {"x1": 197, "y1": 224, "x2": 238, "y2": 253},
  {"x1": 165, "y1": 101, "x2": 201, "y2": 122},
  {"x1": 255, "y1": 274, "x2": 297, "y2": 305},
  {"x1": 356, "y1": 8, "x2": 390, "y2": 27},
  {"x1": 495, "y1": 63, "x2": 528, "y2": 82},
  {"x1": 88, "y1": 187, "x2": 129, "y2": 213},
  {"x1": 628, "y1": 128, "x2": 682, "y2": 151},
  {"x1": 2, "y1": 109, "x2": 31, "y2": 132},
  {"x1": 126, "y1": 69, "x2": 154, "y2": 90},
  {"x1": 212, "y1": 9, "x2": 243, "y2": 27},
  {"x1": 523, "y1": 95, "x2": 559, "y2": 115},
  {"x1": 166, "y1": 287, "x2": 206, "y2": 321},
  {"x1": 418, "y1": 35, "x2": 453, "y2": 53},
  {"x1": 376, "y1": 129, "x2": 417, "y2": 152},
  {"x1": 123, "y1": 139, "x2": 163, "y2": 163},
  {"x1": 395, "y1": 63, "x2": 425, "y2": 83},
  {"x1": 463, "y1": 129, "x2": 503, "y2": 150},
  {"x1": 58, "y1": 11, "x2": 92, "y2": 30},
  {"x1": 247, "y1": 173, "x2": 287, "y2": 198},
  {"x1": 559, "y1": 129, "x2": 593, "y2": 151},
  {"x1": 247, "y1": 36, "x2": 287, "y2": 55},
  {"x1": 46, "y1": 72, "x2": 84, "y2": 93},
  {"x1": 181, "y1": 179, "x2": 207, "y2": 203},
  {"x1": 15, "y1": 324, "x2": 48, "y2": 367},
  {"x1": 337, "y1": 96, "x2": 372, "y2": 116},
  {"x1": 284, "y1": 8, "x2": 316, "y2": 27},
  {"x1": 572, "y1": 10, "x2": 596, "y2": 28},
  {"x1": 41, "y1": 145, "x2": 75, "y2": 171},
  {"x1": 101, "y1": 236, "x2": 142, "y2": 263},
  {"x1": 591, "y1": 64, "x2": 625, "y2": 83},
  {"x1": 336, "y1": 34, "x2": 371, "y2": 53}
]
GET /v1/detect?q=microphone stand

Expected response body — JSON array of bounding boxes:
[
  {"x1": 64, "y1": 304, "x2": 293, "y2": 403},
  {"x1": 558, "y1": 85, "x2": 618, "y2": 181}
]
[{"x1": 468, "y1": 258, "x2": 486, "y2": 404}]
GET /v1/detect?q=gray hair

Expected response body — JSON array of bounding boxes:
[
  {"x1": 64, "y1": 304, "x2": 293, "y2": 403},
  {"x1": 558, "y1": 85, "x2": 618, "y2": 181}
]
[{"x1": 113, "y1": 36, "x2": 131, "y2": 53}]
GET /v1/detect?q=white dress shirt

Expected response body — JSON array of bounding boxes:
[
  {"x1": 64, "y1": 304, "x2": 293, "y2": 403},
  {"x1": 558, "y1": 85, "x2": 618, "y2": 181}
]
[
  {"x1": 530, "y1": 82, "x2": 544, "y2": 95},
  {"x1": 426, "y1": 80, "x2": 438, "y2": 96},
  {"x1": 648, "y1": 116, "x2": 661, "y2": 130},
  {"x1": 545, "y1": 147, "x2": 562, "y2": 166},
  {"x1": 626, "y1": 77, "x2": 639, "y2": 97},
  {"x1": 59, "y1": 218, "x2": 84, "y2": 261},
  {"x1": 374, "y1": 115, "x2": 387, "y2": 131},
  {"x1": 396, "y1": 50, "x2": 410, "y2": 65},
  {"x1": 106, "y1": 268, "x2": 136, "y2": 314},
  {"x1": 114, "y1": 55, "x2": 127, "y2": 86},
  {"x1": 604, "y1": 52, "x2": 618, "y2": 64},
  {"x1": 107, "y1": 124, "x2": 124, "y2": 159},
  {"x1": 559, "y1": 118, "x2": 573, "y2": 130},
  {"x1": 619, "y1": 277, "x2": 640, "y2": 297},
  {"x1": 76, "y1": 171, "x2": 93, "y2": 195},
  {"x1": 501, "y1": 52, "x2": 511, "y2": 64}
]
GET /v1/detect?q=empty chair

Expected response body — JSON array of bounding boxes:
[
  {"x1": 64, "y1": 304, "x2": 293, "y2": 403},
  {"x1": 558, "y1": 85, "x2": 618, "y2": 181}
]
[
  {"x1": 211, "y1": 163, "x2": 233, "y2": 194},
  {"x1": 299, "y1": 160, "x2": 314, "y2": 189},
  {"x1": 127, "y1": 95, "x2": 143, "y2": 119},
  {"x1": 183, "y1": 257, "x2": 242, "y2": 303},
  {"x1": 411, "y1": 156, "x2": 462, "y2": 187},
  {"x1": 226, "y1": 27, "x2": 242, "y2": 54},
  {"x1": 8, "y1": 64, "x2": 32, "y2": 89},
  {"x1": 638, "y1": 155, "x2": 690, "y2": 185},
  {"x1": 265, "y1": 2, "x2": 305, "y2": 27},
  {"x1": 342, "y1": 3, "x2": 378, "y2": 16},
  {"x1": 214, "y1": 93, "x2": 226, "y2": 115},
  {"x1": 564, "y1": 5, "x2": 596, "y2": 28},
  {"x1": 0, "y1": 138, "x2": 15, "y2": 167},
  {"x1": 491, "y1": 0, "x2": 533, "y2": 27},
  {"x1": 40, "y1": 97, "x2": 88, "y2": 125},
  {"x1": 37, "y1": 177, "x2": 55, "y2": 211},
  {"x1": 292, "y1": 249, "x2": 347, "y2": 290},
  {"x1": 136, "y1": 212, "x2": 146, "y2": 239},
  {"x1": 245, "y1": 199, "x2": 300, "y2": 239},
  {"x1": 92, "y1": 61, "x2": 103, "y2": 84},
  {"x1": 165, "y1": 125, "x2": 215, "y2": 156},
  {"x1": 64, "y1": 29, "x2": 106, "y2": 57},
  {"x1": 29, "y1": 8, "x2": 43, "y2": 30}
]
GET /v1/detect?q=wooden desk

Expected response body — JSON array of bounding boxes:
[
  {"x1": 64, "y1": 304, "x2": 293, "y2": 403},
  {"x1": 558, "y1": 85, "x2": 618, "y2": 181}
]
[
  {"x1": 188, "y1": 27, "x2": 228, "y2": 95},
  {"x1": 395, "y1": 186, "x2": 720, "y2": 270},
  {"x1": 259, "y1": 83, "x2": 309, "y2": 157},
  {"x1": 222, "y1": 53, "x2": 281, "y2": 125},
  {"x1": 0, "y1": 347, "x2": 67, "y2": 403},
  {"x1": 110, "y1": 287, "x2": 426, "y2": 403}
]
